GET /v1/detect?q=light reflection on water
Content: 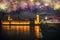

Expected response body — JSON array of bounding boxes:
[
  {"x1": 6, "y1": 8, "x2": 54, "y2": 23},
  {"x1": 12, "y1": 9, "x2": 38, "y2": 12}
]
[
  {"x1": 34, "y1": 26, "x2": 40, "y2": 38},
  {"x1": 2, "y1": 25, "x2": 41, "y2": 38}
]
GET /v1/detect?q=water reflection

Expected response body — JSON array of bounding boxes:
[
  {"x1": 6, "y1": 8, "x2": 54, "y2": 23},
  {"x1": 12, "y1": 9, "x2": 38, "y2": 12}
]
[
  {"x1": 2, "y1": 25, "x2": 41, "y2": 38},
  {"x1": 34, "y1": 26, "x2": 40, "y2": 38}
]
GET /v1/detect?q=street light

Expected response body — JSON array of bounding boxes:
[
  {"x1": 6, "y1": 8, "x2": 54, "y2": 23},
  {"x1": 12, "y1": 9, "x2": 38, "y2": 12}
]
[{"x1": 45, "y1": 16, "x2": 48, "y2": 20}]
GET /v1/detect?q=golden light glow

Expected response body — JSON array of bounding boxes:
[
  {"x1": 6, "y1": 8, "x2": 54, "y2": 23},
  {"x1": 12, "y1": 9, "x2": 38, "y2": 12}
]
[
  {"x1": 2, "y1": 21, "x2": 10, "y2": 24},
  {"x1": 2, "y1": 20, "x2": 41, "y2": 38},
  {"x1": 29, "y1": 0, "x2": 34, "y2": 5},
  {"x1": 11, "y1": 21, "x2": 20, "y2": 24},
  {"x1": 23, "y1": 26, "x2": 30, "y2": 34},
  {"x1": 19, "y1": 26, "x2": 24, "y2": 32},
  {"x1": 2, "y1": 25, "x2": 30, "y2": 33},
  {"x1": 0, "y1": 4, "x2": 7, "y2": 10},
  {"x1": 8, "y1": 15, "x2": 11, "y2": 21},
  {"x1": 0, "y1": 2, "x2": 9, "y2": 10},
  {"x1": 19, "y1": 21, "x2": 30, "y2": 24},
  {"x1": 2, "y1": 25, "x2": 41, "y2": 38},
  {"x1": 35, "y1": 14, "x2": 40, "y2": 24},
  {"x1": 34, "y1": 26, "x2": 40, "y2": 38},
  {"x1": 2, "y1": 21, "x2": 30, "y2": 24},
  {"x1": 54, "y1": 3, "x2": 60, "y2": 10},
  {"x1": 2, "y1": 26, "x2": 10, "y2": 31},
  {"x1": 30, "y1": 0, "x2": 34, "y2": 2}
]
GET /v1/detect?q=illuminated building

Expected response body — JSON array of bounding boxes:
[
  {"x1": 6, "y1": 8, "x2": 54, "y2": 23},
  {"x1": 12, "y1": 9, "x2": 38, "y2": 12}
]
[{"x1": 35, "y1": 14, "x2": 40, "y2": 24}]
